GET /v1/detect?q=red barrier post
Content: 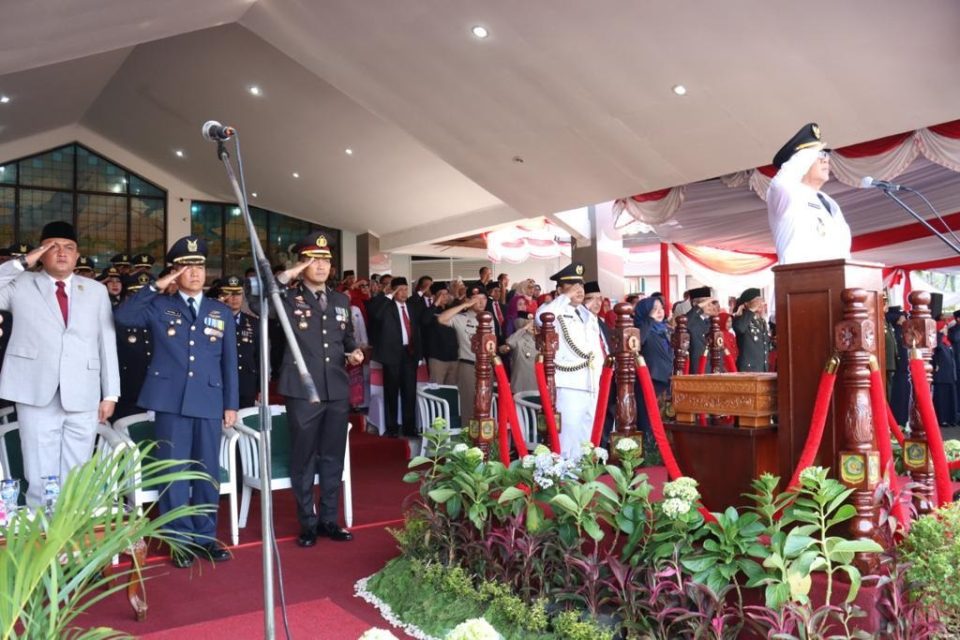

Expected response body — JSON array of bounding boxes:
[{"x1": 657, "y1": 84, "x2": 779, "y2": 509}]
[
  {"x1": 470, "y1": 310, "x2": 497, "y2": 455},
  {"x1": 709, "y1": 315, "x2": 724, "y2": 374},
  {"x1": 903, "y1": 291, "x2": 937, "y2": 515},
  {"x1": 834, "y1": 288, "x2": 881, "y2": 572},
  {"x1": 672, "y1": 314, "x2": 690, "y2": 376},
  {"x1": 609, "y1": 302, "x2": 640, "y2": 454}
]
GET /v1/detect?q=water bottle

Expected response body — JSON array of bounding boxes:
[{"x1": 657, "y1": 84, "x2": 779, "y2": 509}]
[
  {"x1": 0, "y1": 479, "x2": 18, "y2": 523},
  {"x1": 42, "y1": 475, "x2": 60, "y2": 516}
]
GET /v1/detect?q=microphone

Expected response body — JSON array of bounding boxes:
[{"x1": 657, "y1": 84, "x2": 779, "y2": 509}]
[
  {"x1": 860, "y1": 176, "x2": 903, "y2": 191},
  {"x1": 201, "y1": 120, "x2": 236, "y2": 142}
]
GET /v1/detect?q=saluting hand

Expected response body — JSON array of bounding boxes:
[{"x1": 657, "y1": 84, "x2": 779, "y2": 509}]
[
  {"x1": 281, "y1": 258, "x2": 314, "y2": 282},
  {"x1": 156, "y1": 265, "x2": 188, "y2": 291},
  {"x1": 24, "y1": 243, "x2": 54, "y2": 269}
]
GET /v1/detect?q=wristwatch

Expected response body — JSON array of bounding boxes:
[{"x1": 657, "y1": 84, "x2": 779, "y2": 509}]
[{"x1": 17, "y1": 255, "x2": 28, "y2": 269}]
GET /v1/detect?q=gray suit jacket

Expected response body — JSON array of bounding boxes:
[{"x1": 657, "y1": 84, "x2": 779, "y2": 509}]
[{"x1": 0, "y1": 262, "x2": 121, "y2": 411}]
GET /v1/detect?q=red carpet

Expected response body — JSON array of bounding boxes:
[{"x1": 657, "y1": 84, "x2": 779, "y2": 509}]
[
  {"x1": 78, "y1": 429, "x2": 419, "y2": 638},
  {"x1": 140, "y1": 598, "x2": 370, "y2": 639}
]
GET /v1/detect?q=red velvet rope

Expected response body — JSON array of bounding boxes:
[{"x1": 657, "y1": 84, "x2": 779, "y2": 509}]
[
  {"x1": 534, "y1": 359, "x2": 562, "y2": 454},
  {"x1": 869, "y1": 367, "x2": 909, "y2": 531},
  {"x1": 886, "y1": 403, "x2": 906, "y2": 447},
  {"x1": 950, "y1": 459, "x2": 960, "y2": 473},
  {"x1": 493, "y1": 360, "x2": 529, "y2": 461},
  {"x1": 496, "y1": 386, "x2": 511, "y2": 466},
  {"x1": 785, "y1": 360, "x2": 838, "y2": 491},
  {"x1": 589, "y1": 362, "x2": 614, "y2": 447},
  {"x1": 635, "y1": 357, "x2": 716, "y2": 523},
  {"x1": 682, "y1": 357, "x2": 690, "y2": 375},
  {"x1": 908, "y1": 357, "x2": 954, "y2": 507}
]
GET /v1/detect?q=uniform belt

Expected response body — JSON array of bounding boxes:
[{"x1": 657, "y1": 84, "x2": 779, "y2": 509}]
[{"x1": 458, "y1": 358, "x2": 476, "y2": 364}]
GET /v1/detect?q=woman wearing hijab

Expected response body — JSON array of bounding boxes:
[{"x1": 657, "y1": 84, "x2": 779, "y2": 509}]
[
  {"x1": 634, "y1": 296, "x2": 674, "y2": 434},
  {"x1": 719, "y1": 311, "x2": 738, "y2": 365}
]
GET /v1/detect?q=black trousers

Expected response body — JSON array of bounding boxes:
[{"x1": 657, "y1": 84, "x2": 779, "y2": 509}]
[
  {"x1": 383, "y1": 350, "x2": 418, "y2": 436},
  {"x1": 285, "y1": 397, "x2": 349, "y2": 531}
]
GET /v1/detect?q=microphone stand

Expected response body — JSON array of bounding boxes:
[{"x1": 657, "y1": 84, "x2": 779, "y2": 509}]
[
  {"x1": 877, "y1": 186, "x2": 960, "y2": 256},
  {"x1": 213, "y1": 136, "x2": 322, "y2": 640}
]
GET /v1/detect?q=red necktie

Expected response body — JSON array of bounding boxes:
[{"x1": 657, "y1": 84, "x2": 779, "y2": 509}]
[
  {"x1": 493, "y1": 302, "x2": 504, "y2": 325},
  {"x1": 55, "y1": 281, "x2": 68, "y2": 326},
  {"x1": 401, "y1": 304, "x2": 413, "y2": 353}
]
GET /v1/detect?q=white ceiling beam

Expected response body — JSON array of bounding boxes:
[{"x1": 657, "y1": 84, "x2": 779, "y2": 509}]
[{"x1": 379, "y1": 203, "x2": 523, "y2": 252}]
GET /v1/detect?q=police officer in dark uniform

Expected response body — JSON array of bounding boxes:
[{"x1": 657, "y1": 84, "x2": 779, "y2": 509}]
[
  {"x1": 733, "y1": 288, "x2": 771, "y2": 372},
  {"x1": 74, "y1": 256, "x2": 96, "y2": 278},
  {"x1": 131, "y1": 253, "x2": 155, "y2": 275},
  {"x1": 113, "y1": 272, "x2": 154, "y2": 421},
  {"x1": 111, "y1": 253, "x2": 133, "y2": 276},
  {"x1": 98, "y1": 266, "x2": 124, "y2": 308},
  {"x1": 275, "y1": 232, "x2": 364, "y2": 546},
  {"x1": 221, "y1": 275, "x2": 260, "y2": 408},
  {"x1": 114, "y1": 236, "x2": 238, "y2": 567},
  {"x1": 685, "y1": 286, "x2": 715, "y2": 373}
]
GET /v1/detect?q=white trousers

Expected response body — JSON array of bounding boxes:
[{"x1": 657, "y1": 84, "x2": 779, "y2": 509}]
[
  {"x1": 556, "y1": 387, "x2": 595, "y2": 459},
  {"x1": 16, "y1": 390, "x2": 97, "y2": 507}
]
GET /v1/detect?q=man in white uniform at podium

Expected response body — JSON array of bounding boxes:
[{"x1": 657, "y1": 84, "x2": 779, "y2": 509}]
[{"x1": 767, "y1": 123, "x2": 852, "y2": 265}]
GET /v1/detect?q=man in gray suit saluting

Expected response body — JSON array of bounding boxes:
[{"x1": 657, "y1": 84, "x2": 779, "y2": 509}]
[{"x1": 0, "y1": 221, "x2": 121, "y2": 506}]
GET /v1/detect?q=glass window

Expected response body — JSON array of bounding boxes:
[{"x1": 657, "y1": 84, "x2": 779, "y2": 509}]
[
  {"x1": 0, "y1": 143, "x2": 166, "y2": 259},
  {"x1": 0, "y1": 187, "x2": 14, "y2": 247},
  {"x1": 0, "y1": 163, "x2": 16, "y2": 185},
  {"x1": 191, "y1": 202, "x2": 225, "y2": 280},
  {"x1": 129, "y1": 176, "x2": 164, "y2": 198},
  {"x1": 77, "y1": 194, "x2": 127, "y2": 268},
  {"x1": 18, "y1": 190, "x2": 74, "y2": 240},
  {"x1": 131, "y1": 197, "x2": 166, "y2": 263},
  {"x1": 18, "y1": 146, "x2": 75, "y2": 190},
  {"x1": 224, "y1": 205, "x2": 268, "y2": 277},
  {"x1": 271, "y1": 215, "x2": 311, "y2": 267}
]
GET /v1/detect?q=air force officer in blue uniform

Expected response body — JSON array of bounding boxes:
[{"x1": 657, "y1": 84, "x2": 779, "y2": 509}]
[{"x1": 114, "y1": 236, "x2": 238, "y2": 567}]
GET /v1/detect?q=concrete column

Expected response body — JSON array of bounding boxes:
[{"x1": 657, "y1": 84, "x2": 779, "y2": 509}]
[
  {"x1": 571, "y1": 204, "x2": 626, "y2": 299},
  {"x1": 356, "y1": 232, "x2": 379, "y2": 279}
]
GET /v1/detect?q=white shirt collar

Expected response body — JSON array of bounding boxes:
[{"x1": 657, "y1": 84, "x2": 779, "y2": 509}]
[
  {"x1": 178, "y1": 290, "x2": 204, "y2": 307},
  {"x1": 45, "y1": 272, "x2": 74, "y2": 288}
]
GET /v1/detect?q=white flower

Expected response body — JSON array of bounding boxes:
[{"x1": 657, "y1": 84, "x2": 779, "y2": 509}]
[
  {"x1": 615, "y1": 438, "x2": 639, "y2": 452},
  {"x1": 521, "y1": 454, "x2": 536, "y2": 469},
  {"x1": 663, "y1": 477, "x2": 699, "y2": 502},
  {"x1": 662, "y1": 497, "x2": 692, "y2": 518},
  {"x1": 360, "y1": 629, "x2": 400, "y2": 640},
  {"x1": 581, "y1": 441, "x2": 595, "y2": 455},
  {"x1": 945, "y1": 439, "x2": 960, "y2": 462},
  {"x1": 446, "y1": 617, "x2": 502, "y2": 640},
  {"x1": 593, "y1": 447, "x2": 609, "y2": 464},
  {"x1": 532, "y1": 451, "x2": 578, "y2": 490},
  {"x1": 452, "y1": 443, "x2": 469, "y2": 454},
  {"x1": 533, "y1": 444, "x2": 551, "y2": 457}
]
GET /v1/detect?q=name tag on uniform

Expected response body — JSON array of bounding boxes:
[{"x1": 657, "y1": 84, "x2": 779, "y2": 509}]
[
  {"x1": 807, "y1": 201, "x2": 823, "y2": 210},
  {"x1": 164, "y1": 309, "x2": 181, "y2": 318}
]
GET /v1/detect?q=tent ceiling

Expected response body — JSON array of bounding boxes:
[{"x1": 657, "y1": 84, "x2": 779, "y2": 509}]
[{"x1": 0, "y1": 0, "x2": 959, "y2": 244}]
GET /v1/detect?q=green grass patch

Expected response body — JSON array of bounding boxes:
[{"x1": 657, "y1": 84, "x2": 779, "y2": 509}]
[{"x1": 366, "y1": 557, "x2": 612, "y2": 640}]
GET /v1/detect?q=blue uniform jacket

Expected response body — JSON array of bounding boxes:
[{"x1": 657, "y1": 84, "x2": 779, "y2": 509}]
[{"x1": 114, "y1": 287, "x2": 239, "y2": 419}]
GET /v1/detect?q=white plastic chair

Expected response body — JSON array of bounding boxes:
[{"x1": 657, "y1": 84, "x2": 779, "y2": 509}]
[
  {"x1": 112, "y1": 412, "x2": 240, "y2": 546},
  {"x1": 513, "y1": 391, "x2": 542, "y2": 448},
  {"x1": 416, "y1": 385, "x2": 461, "y2": 456},
  {"x1": 233, "y1": 405, "x2": 353, "y2": 530}
]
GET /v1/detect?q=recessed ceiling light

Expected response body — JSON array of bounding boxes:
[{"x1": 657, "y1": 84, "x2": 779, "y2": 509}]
[
  {"x1": 471, "y1": 25, "x2": 489, "y2": 39},
  {"x1": 672, "y1": 84, "x2": 687, "y2": 96},
  {"x1": 174, "y1": 149, "x2": 184, "y2": 158},
  {"x1": 248, "y1": 85, "x2": 262, "y2": 96},
  {"x1": 251, "y1": 192, "x2": 258, "y2": 198},
  {"x1": 292, "y1": 172, "x2": 300, "y2": 178},
  {"x1": 345, "y1": 148, "x2": 353, "y2": 156},
  {"x1": 0, "y1": 96, "x2": 9, "y2": 104}
]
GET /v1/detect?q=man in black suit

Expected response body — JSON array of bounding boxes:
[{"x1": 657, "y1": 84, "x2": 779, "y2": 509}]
[
  {"x1": 486, "y1": 280, "x2": 507, "y2": 346},
  {"x1": 422, "y1": 281, "x2": 459, "y2": 385},
  {"x1": 365, "y1": 274, "x2": 393, "y2": 346},
  {"x1": 274, "y1": 232, "x2": 364, "y2": 546},
  {"x1": 410, "y1": 275, "x2": 433, "y2": 313},
  {"x1": 370, "y1": 276, "x2": 421, "y2": 437}
]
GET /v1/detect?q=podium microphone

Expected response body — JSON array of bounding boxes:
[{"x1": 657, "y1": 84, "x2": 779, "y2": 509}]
[
  {"x1": 201, "y1": 120, "x2": 236, "y2": 142},
  {"x1": 859, "y1": 176, "x2": 904, "y2": 191}
]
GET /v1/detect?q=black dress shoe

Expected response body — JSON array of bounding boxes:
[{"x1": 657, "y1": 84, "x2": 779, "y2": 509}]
[
  {"x1": 317, "y1": 521, "x2": 353, "y2": 542},
  {"x1": 171, "y1": 550, "x2": 195, "y2": 569},
  {"x1": 202, "y1": 543, "x2": 231, "y2": 562},
  {"x1": 297, "y1": 528, "x2": 318, "y2": 548}
]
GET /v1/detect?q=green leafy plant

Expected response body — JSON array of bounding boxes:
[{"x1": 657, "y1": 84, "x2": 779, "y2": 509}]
[
  {"x1": 681, "y1": 506, "x2": 766, "y2": 595},
  {"x1": 901, "y1": 500, "x2": 960, "y2": 632},
  {"x1": 0, "y1": 446, "x2": 211, "y2": 640}
]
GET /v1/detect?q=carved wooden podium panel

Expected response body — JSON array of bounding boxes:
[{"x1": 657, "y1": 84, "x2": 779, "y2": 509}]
[{"x1": 773, "y1": 260, "x2": 885, "y2": 484}]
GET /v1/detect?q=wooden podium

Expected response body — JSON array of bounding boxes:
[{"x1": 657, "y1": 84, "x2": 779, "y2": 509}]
[{"x1": 773, "y1": 259, "x2": 885, "y2": 485}]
